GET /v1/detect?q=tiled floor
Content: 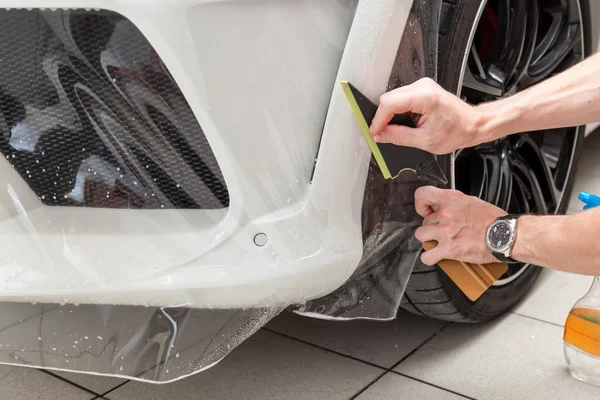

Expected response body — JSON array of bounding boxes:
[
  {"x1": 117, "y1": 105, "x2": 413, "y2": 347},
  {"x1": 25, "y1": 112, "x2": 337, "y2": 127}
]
[{"x1": 4, "y1": 132, "x2": 600, "y2": 399}]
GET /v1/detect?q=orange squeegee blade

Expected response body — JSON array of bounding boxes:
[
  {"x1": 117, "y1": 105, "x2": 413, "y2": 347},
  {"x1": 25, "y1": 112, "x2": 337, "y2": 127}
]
[{"x1": 422, "y1": 241, "x2": 509, "y2": 301}]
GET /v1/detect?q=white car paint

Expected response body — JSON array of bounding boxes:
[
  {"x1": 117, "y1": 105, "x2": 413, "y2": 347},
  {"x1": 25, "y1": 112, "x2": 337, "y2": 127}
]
[
  {"x1": 0, "y1": 0, "x2": 413, "y2": 308},
  {"x1": 0, "y1": 0, "x2": 596, "y2": 309}
]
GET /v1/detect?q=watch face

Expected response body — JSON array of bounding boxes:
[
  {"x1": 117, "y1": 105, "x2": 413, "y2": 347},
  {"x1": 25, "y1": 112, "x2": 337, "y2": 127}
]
[{"x1": 488, "y1": 221, "x2": 512, "y2": 251}]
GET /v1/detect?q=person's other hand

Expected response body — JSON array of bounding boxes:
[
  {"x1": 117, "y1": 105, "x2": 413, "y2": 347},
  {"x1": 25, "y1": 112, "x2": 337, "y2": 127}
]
[
  {"x1": 370, "y1": 78, "x2": 486, "y2": 154},
  {"x1": 414, "y1": 186, "x2": 507, "y2": 265}
]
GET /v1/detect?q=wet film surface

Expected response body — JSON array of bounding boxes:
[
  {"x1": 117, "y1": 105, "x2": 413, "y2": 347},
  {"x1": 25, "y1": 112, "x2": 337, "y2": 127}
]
[{"x1": 299, "y1": 0, "x2": 445, "y2": 320}]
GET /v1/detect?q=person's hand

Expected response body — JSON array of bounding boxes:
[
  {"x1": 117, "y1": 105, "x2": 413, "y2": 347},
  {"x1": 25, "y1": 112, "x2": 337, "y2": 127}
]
[
  {"x1": 370, "y1": 78, "x2": 487, "y2": 155},
  {"x1": 414, "y1": 186, "x2": 507, "y2": 265}
]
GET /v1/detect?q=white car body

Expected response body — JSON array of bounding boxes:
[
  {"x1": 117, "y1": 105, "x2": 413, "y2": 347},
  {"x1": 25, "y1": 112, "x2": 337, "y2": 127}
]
[
  {"x1": 0, "y1": 0, "x2": 408, "y2": 309},
  {"x1": 0, "y1": 0, "x2": 597, "y2": 311}
]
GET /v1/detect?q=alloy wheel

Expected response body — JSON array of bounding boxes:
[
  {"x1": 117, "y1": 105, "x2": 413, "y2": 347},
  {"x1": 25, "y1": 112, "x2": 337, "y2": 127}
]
[{"x1": 452, "y1": 0, "x2": 585, "y2": 285}]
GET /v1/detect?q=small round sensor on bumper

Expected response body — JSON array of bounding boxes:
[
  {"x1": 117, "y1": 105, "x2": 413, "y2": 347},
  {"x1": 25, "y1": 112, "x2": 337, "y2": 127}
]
[{"x1": 253, "y1": 233, "x2": 268, "y2": 247}]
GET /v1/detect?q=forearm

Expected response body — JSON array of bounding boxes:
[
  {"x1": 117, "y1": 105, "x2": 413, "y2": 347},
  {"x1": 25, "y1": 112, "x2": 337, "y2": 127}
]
[
  {"x1": 512, "y1": 209, "x2": 600, "y2": 275},
  {"x1": 475, "y1": 52, "x2": 600, "y2": 142}
]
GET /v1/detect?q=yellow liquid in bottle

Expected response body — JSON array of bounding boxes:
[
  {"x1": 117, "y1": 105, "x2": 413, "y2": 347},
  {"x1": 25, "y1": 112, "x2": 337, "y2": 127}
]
[
  {"x1": 564, "y1": 307, "x2": 600, "y2": 357},
  {"x1": 564, "y1": 307, "x2": 600, "y2": 387}
]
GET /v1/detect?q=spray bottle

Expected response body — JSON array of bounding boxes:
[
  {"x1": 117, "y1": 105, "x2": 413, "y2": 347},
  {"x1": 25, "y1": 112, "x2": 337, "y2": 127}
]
[{"x1": 564, "y1": 191, "x2": 600, "y2": 387}]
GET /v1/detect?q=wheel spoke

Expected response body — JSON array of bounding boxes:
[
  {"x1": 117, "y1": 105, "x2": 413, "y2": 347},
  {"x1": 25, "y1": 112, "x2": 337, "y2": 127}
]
[
  {"x1": 510, "y1": 173, "x2": 532, "y2": 214},
  {"x1": 472, "y1": 142, "x2": 513, "y2": 209},
  {"x1": 531, "y1": 0, "x2": 568, "y2": 65},
  {"x1": 531, "y1": 13, "x2": 565, "y2": 65},
  {"x1": 518, "y1": 0, "x2": 581, "y2": 88},
  {"x1": 484, "y1": 0, "x2": 510, "y2": 78},
  {"x1": 463, "y1": 65, "x2": 503, "y2": 97},
  {"x1": 512, "y1": 134, "x2": 559, "y2": 213},
  {"x1": 529, "y1": 23, "x2": 580, "y2": 80},
  {"x1": 551, "y1": 127, "x2": 579, "y2": 191},
  {"x1": 484, "y1": 0, "x2": 529, "y2": 90},
  {"x1": 497, "y1": 142, "x2": 513, "y2": 210},
  {"x1": 506, "y1": 0, "x2": 539, "y2": 93},
  {"x1": 471, "y1": 45, "x2": 486, "y2": 79}
]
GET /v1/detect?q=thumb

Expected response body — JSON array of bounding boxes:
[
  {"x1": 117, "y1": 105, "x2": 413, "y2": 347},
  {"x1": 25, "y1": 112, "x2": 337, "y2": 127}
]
[
  {"x1": 414, "y1": 186, "x2": 443, "y2": 217},
  {"x1": 373, "y1": 124, "x2": 425, "y2": 150}
]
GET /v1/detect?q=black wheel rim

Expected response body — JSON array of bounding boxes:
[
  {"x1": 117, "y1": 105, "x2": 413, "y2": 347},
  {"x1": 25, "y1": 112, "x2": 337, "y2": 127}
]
[{"x1": 453, "y1": 0, "x2": 585, "y2": 286}]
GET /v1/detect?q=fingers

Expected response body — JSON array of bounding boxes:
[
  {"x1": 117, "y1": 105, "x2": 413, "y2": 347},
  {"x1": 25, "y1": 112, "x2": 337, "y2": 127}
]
[
  {"x1": 372, "y1": 124, "x2": 425, "y2": 150},
  {"x1": 370, "y1": 92, "x2": 424, "y2": 136},
  {"x1": 414, "y1": 186, "x2": 444, "y2": 217},
  {"x1": 415, "y1": 225, "x2": 447, "y2": 265},
  {"x1": 422, "y1": 212, "x2": 440, "y2": 226},
  {"x1": 414, "y1": 187, "x2": 453, "y2": 266},
  {"x1": 421, "y1": 245, "x2": 447, "y2": 266},
  {"x1": 369, "y1": 86, "x2": 413, "y2": 136},
  {"x1": 415, "y1": 225, "x2": 440, "y2": 243},
  {"x1": 370, "y1": 77, "x2": 438, "y2": 136}
]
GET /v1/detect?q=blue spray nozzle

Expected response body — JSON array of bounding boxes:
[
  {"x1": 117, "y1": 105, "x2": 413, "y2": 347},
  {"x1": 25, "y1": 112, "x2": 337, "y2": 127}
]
[{"x1": 579, "y1": 191, "x2": 600, "y2": 209}]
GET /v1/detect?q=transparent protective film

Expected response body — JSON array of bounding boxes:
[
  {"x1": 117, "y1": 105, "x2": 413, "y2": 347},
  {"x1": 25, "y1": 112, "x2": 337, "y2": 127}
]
[
  {"x1": 298, "y1": 175, "x2": 425, "y2": 320},
  {"x1": 0, "y1": 4, "x2": 357, "y2": 383},
  {"x1": 0, "y1": 0, "x2": 445, "y2": 383},
  {"x1": 298, "y1": 0, "x2": 445, "y2": 320},
  {"x1": 0, "y1": 2, "x2": 365, "y2": 383},
  {"x1": 0, "y1": 302, "x2": 280, "y2": 383}
]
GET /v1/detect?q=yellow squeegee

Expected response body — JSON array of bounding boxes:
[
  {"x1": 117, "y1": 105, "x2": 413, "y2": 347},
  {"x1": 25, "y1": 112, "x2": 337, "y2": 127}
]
[
  {"x1": 340, "y1": 81, "x2": 447, "y2": 184},
  {"x1": 341, "y1": 81, "x2": 508, "y2": 301}
]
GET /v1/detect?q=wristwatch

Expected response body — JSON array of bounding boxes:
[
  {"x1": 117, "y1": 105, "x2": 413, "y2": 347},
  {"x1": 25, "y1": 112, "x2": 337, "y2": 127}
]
[{"x1": 485, "y1": 214, "x2": 521, "y2": 264}]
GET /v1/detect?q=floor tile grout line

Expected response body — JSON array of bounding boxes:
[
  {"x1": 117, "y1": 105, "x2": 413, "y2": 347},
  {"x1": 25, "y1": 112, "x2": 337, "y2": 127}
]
[
  {"x1": 390, "y1": 322, "x2": 452, "y2": 369},
  {"x1": 84, "y1": 321, "x2": 454, "y2": 400},
  {"x1": 0, "y1": 305, "x2": 60, "y2": 337},
  {"x1": 510, "y1": 312, "x2": 564, "y2": 328},
  {"x1": 261, "y1": 327, "x2": 387, "y2": 371},
  {"x1": 348, "y1": 321, "x2": 452, "y2": 399},
  {"x1": 42, "y1": 369, "x2": 101, "y2": 397},
  {"x1": 100, "y1": 379, "x2": 131, "y2": 397},
  {"x1": 391, "y1": 372, "x2": 478, "y2": 400},
  {"x1": 348, "y1": 370, "x2": 389, "y2": 400},
  {"x1": 76, "y1": 320, "x2": 451, "y2": 400}
]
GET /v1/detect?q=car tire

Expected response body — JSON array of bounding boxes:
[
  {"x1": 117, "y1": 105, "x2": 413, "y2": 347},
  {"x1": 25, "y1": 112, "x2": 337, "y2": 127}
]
[{"x1": 401, "y1": 0, "x2": 591, "y2": 323}]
